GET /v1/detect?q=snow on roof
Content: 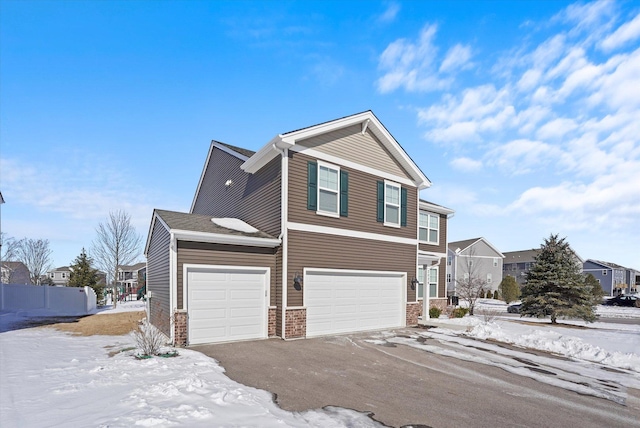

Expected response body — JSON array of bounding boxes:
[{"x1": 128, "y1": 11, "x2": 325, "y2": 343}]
[{"x1": 211, "y1": 217, "x2": 259, "y2": 234}]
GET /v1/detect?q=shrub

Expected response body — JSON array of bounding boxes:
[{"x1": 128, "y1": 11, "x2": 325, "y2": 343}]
[
  {"x1": 451, "y1": 307, "x2": 469, "y2": 318},
  {"x1": 493, "y1": 290, "x2": 499, "y2": 299},
  {"x1": 133, "y1": 320, "x2": 166, "y2": 357},
  {"x1": 429, "y1": 307, "x2": 442, "y2": 319}
]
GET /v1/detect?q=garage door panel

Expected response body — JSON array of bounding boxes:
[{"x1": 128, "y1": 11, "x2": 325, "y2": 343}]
[
  {"x1": 187, "y1": 268, "x2": 267, "y2": 345},
  {"x1": 306, "y1": 270, "x2": 404, "y2": 337}
]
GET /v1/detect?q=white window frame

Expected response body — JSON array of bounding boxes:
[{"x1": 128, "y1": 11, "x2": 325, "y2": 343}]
[
  {"x1": 447, "y1": 273, "x2": 452, "y2": 283},
  {"x1": 383, "y1": 180, "x2": 401, "y2": 228},
  {"x1": 316, "y1": 160, "x2": 340, "y2": 218},
  {"x1": 602, "y1": 270, "x2": 607, "y2": 275},
  {"x1": 417, "y1": 266, "x2": 425, "y2": 300},
  {"x1": 428, "y1": 267, "x2": 438, "y2": 298},
  {"x1": 493, "y1": 258, "x2": 498, "y2": 267},
  {"x1": 419, "y1": 211, "x2": 439, "y2": 244},
  {"x1": 487, "y1": 273, "x2": 492, "y2": 283}
]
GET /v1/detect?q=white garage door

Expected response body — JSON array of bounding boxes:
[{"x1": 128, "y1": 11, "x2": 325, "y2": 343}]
[
  {"x1": 305, "y1": 269, "x2": 405, "y2": 337},
  {"x1": 187, "y1": 266, "x2": 268, "y2": 345}
]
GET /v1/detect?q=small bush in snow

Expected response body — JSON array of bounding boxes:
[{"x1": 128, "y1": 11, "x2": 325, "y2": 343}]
[
  {"x1": 429, "y1": 307, "x2": 442, "y2": 319},
  {"x1": 480, "y1": 308, "x2": 500, "y2": 324},
  {"x1": 133, "y1": 320, "x2": 166, "y2": 357},
  {"x1": 493, "y1": 290, "x2": 499, "y2": 300},
  {"x1": 451, "y1": 307, "x2": 469, "y2": 318}
]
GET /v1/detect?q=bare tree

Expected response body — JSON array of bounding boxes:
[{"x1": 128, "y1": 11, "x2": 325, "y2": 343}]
[
  {"x1": 15, "y1": 238, "x2": 53, "y2": 285},
  {"x1": 454, "y1": 249, "x2": 487, "y2": 316},
  {"x1": 91, "y1": 210, "x2": 142, "y2": 307},
  {"x1": 1, "y1": 232, "x2": 21, "y2": 283}
]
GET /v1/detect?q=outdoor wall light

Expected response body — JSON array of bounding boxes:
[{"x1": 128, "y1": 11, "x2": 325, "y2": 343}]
[
  {"x1": 293, "y1": 272, "x2": 303, "y2": 290},
  {"x1": 411, "y1": 277, "x2": 419, "y2": 290}
]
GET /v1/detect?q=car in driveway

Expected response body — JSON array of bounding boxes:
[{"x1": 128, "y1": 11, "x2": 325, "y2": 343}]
[
  {"x1": 507, "y1": 303, "x2": 521, "y2": 313},
  {"x1": 604, "y1": 295, "x2": 639, "y2": 307}
]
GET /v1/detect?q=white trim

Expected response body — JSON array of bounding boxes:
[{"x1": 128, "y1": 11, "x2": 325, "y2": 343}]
[
  {"x1": 290, "y1": 145, "x2": 416, "y2": 188},
  {"x1": 281, "y1": 149, "x2": 289, "y2": 339},
  {"x1": 144, "y1": 211, "x2": 171, "y2": 256},
  {"x1": 241, "y1": 136, "x2": 293, "y2": 174},
  {"x1": 450, "y1": 237, "x2": 505, "y2": 258},
  {"x1": 285, "y1": 306, "x2": 306, "y2": 310},
  {"x1": 419, "y1": 200, "x2": 455, "y2": 216},
  {"x1": 212, "y1": 141, "x2": 249, "y2": 162},
  {"x1": 288, "y1": 222, "x2": 417, "y2": 246},
  {"x1": 171, "y1": 229, "x2": 281, "y2": 248},
  {"x1": 316, "y1": 160, "x2": 340, "y2": 217},
  {"x1": 169, "y1": 232, "x2": 177, "y2": 344},
  {"x1": 383, "y1": 180, "x2": 401, "y2": 228},
  {"x1": 182, "y1": 264, "x2": 270, "y2": 344}
]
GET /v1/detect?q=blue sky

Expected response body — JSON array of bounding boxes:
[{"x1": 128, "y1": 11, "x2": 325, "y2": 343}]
[{"x1": 1, "y1": 0, "x2": 639, "y2": 270}]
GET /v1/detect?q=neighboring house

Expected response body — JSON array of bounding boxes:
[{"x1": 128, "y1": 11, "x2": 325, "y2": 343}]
[
  {"x1": 583, "y1": 260, "x2": 628, "y2": 297},
  {"x1": 625, "y1": 268, "x2": 639, "y2": 294},
  {"x1": 145, "y1": 111, "x2": 453, "y2": 346},
  {"x1": 48, "y1": 266, "x2": 71, "y2": 286},
  {"x1": 502, "y1": 249, "x2": 539, "y2": 287},
  {"x1": 1, "y1": 261, "x2": 31, "y2": 284},
  {"x1": 447, "y1": 238, "x2": 504, "y2": 298},
  {"x1": 117, "y1": 262, "x2": 146, "y2": 297}
]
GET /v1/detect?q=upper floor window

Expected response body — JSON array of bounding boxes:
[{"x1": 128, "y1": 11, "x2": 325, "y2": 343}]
[
  {"x1": 447, "y1": 256, "x2": 452, "y2": 266},
  {"x1": 62, "y1": 273, "x2": 66, "y2": 279},
  {"x1": 493, "y1": 258, "x2": 499, "y2": 267},
  {"x1": 487, "y1": 273, "x2": 492, "y2": 283},
  {"x1": 419, "y1": 212, "x2": 439, "y2": 244},
  {"x1": 50, "y1": 273, "x2": 54, "y2": 278},
  {"x1": 602, "y1": 270, "x2": 607, "y2": 275},
  {"x1": 376, "y1": 180, "x2": 407, "y2": 227},
  {"x1": 307, "y1": 160, "x2": 348, "y2": 218}
]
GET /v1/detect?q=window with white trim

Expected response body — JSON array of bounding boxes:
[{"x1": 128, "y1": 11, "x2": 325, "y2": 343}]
[
  {"x1": 602, "y1": 270, "x2": 607, "y2": 275},
  {"x1": 493, "y1": 258, "x2": 499, "y2": 267},
  {"x1": 487, "y1": 273, "x2": 492, "y2": 283},
  {"x1": 384, "y1": 181, "x2": 400, "y2": 226},
  {"x1": 317, "y1": 161, "x2": 340, "y2": 216},
  {"x1": 447, "y1": 273, "x2": 451, "y2": 283},
  {"x1": 429, "y1": 267, "x2": 438, "y2": 297},
  {"x1": 447, "y1": 256, "x2": 452, "y2": 266},
  {"x1": 419, "y1": 211, "x2": 439, "y2": 244},
  {"x1": 417, "y1": 266, "x2": 425, "y2": 299}
]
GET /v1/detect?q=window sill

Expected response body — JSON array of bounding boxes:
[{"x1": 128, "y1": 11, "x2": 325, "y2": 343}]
[
  {"x1": 316, "y1": 210, "x2": 340, "y2": 219},
  {"x1": 383, "y1": 222, "x2": 401, "y2": 228}
]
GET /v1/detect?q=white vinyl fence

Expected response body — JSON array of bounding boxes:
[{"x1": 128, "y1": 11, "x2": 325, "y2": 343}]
[{"x1": 0, "y1": 283, "x2": 97, "y2": 315}]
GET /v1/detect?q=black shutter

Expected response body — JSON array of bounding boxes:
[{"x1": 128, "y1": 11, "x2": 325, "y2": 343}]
[
  {"x1": 401, "y1": 187, "x2": 408, "y2": 227},
  {"x1": 376, "y1": 181, "x2": 384, "y2": 222},
  {"x1": 307, "y1": 161, "x2": 317, "y2": 210},
  {"x1": 340, "y1": 170, "x2": 349, "y2": 217}
]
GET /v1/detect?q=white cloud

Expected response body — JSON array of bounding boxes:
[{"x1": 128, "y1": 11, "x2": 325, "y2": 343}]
[
  {"x1": 378, "y1": 2, "x2": 400, "y2": 23},
  {"x1": 450, "y1": 157, "x2": 483, "y2": 172},
  {"x1": 536, "y1": 117, "x2": 578, "y2": 140},
  {"x1": 486, "y1": 139, "x2": 562, "y2": 175},
  {"x1": 376, "y1": 24, "x2": 456, "y2": 93},
  {"x1": 439, "y1": 44, "x2": 473, "y2": 73},
  {"x1": 601, "y1": 12, "x2": 640, "y2": 50}
]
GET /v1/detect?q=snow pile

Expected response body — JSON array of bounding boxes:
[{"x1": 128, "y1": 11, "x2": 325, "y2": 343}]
[
  {"x1": 463, "y1": 320, "x2": 640, "y2": 372},
  {"x1": 211, "y1": 217, "x2": 259, "y2": 233},
  {"x1": 0, "y1": 327, "x2": 382, "y2": 427}
]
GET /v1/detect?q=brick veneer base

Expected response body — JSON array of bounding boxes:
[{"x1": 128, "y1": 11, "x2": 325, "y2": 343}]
[
  {"x1": 406, "y1": 302, "x2": 422, "y2": 326},
  {"x1": 174, "y1": 310, "x2": 188, "y2": 347},
  {"x1": 268, "y1": 308, "x2": 277, "y2": 337},
  {"x1": 285, "y1": 308, "x2": 306, "y2": 339}
]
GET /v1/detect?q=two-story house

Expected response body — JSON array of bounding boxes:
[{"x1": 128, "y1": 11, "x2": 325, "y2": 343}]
[
  {"x1": 447, "y1": 238, "x2": 504, "y2": 298},
  {"x1": 583, "y1": 260, "x2": 628, "y2": 296},
  {"x1": 117, "y1": 262, "x2": 146, "y2": 299},
  {"x1": 504, "y1": 247, "x2": 584, "y2": 288},
  {"x1": 1, "y1": 261, "x2": 31, "y2": 285},
  {"x1": 145, "y1": 111, "x2": 453, "y2": 346},
  {"x1": 48, "y1": 266, "x2": 71, "y2": 286}
]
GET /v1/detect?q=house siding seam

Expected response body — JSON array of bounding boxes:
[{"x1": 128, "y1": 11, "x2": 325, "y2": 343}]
[
  {"x1": 175, "y1": 241, "x2": 277, "y2": 310},
  {"x1": 296, "y1": 124, "x2": 413, "y2": 180},
  {"x1": 288, "y1": 151, "x2": 418, "y2": 240},
  {"x1": 287, "y1": 229, "x2": 417, "y2": 307},
  {"x1": 147, "y1": 219, "x2": 171, "y2": 337},
  {"x1": 191, "y1": 148, "x2": 282, "y2": 238}
]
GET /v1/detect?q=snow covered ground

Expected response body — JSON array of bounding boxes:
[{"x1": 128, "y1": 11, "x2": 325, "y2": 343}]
[{"x1": 1, "y1": 300, "x2": 639, "y2": 426}]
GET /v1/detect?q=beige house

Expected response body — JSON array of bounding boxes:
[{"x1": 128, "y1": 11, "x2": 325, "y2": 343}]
[{"x1": 145, "y1": 111, "x2": 453, "y2": 346}]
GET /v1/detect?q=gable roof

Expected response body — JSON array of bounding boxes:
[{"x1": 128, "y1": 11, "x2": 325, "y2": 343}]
[
  {"x1": 419, "y1": 199, "x2": 455, "y2": 216},
  {"x1": 502, "y1": 249, "x2": 539, "y2": 264},
  {"x1": 448, "y1": 237, "x2": 504, "y2": 257},
  {"x1": 241, "y1": 111, "x2": 431, "y2": 189},
  {"x1": 118, "y1": 262, "x2": 146, "y2": 271},
  {"x1": 586, "y1": 259, "x2": 627, "y2": 270},
  {"x1": 145, "y1": 209, "x2": 281, "y2": 255}
]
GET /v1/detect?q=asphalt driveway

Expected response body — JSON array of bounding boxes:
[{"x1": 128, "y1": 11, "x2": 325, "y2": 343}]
[{"x1": 191, "y1": 328, "x2": 639, "y2": 428}]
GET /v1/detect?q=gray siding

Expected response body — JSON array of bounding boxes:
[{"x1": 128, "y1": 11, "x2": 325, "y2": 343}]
[
  {"x1": 147, "y1": 219, "x2": 171, "y2": 337},
  {"x1": 287, "y1": 230, "x2": 417, "y2": 306},
  {"x1": 176, "y1": 241, "x2": 277, "y2": 310},
  {"x1": 191, "y1": 147, "x2": 282, "y2": 237},
  {"x1": 288, "y1": 151, "x2": 418, "y2": 240},
  {"x1": 297, "y1": 124, "x2": 413, "y2": 180}
]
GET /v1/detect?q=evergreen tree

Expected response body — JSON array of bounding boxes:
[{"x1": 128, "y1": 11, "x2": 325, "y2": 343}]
[
  {"x1": 499, "y1": 275, "x2": 521, "y2": 304},
  {"x1": 69, "y1": 248, "x2": 103, "y2": 298},
  {"x1": 520, "y1": 234, "x2": 596, "y2": 324},
  {"x1": 584, "y1": 273, "x2": 605, "y2": 305}
]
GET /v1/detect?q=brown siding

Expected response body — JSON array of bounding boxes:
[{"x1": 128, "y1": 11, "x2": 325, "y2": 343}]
[
  {"x1": 275, "y1": 246, "x2": 283, "y2": 336},
  {"x1": 147, "y1": 219, "x2": 171, "y2": 337},
  {"x1": 176, "y1": 241, "x2": 277, "y2": 310},
  {"x1": 288, "y1": 151, "x2": 417, "y2": 240},
  {"x1": 297, "y1": 124, "x2": 413, "y2": 180},
  {"x1": 287, "y1": 230, "x2": 417, "y2": 306},
  {"x1": 418, "y1": 213, "x2": 448, "y2": 254},
  {"x1": 438, "y1": 257, "x2": 446, "y2": 298},
  {"x1": 191, "y1": 148, "x2": 281, "y2": 237}
]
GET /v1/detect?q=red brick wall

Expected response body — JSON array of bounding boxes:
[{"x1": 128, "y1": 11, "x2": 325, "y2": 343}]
[
  {"x1": 268, "y1": 307, "x2": 277, "y2": 337},
  {"x1": 174, "y1": 310, "x2": 188, "y2": 347},
  {"x1": 285, "y1": 308, "x2": 306, "y2": 339},
  {"x1": 406, "y1": 302, "x2": 422, "y2": 326}
]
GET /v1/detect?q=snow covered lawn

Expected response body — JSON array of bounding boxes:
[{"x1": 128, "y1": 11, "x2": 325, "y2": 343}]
[{"x1": 0, "y1": 303, "x2": 382, "y2": 427}]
